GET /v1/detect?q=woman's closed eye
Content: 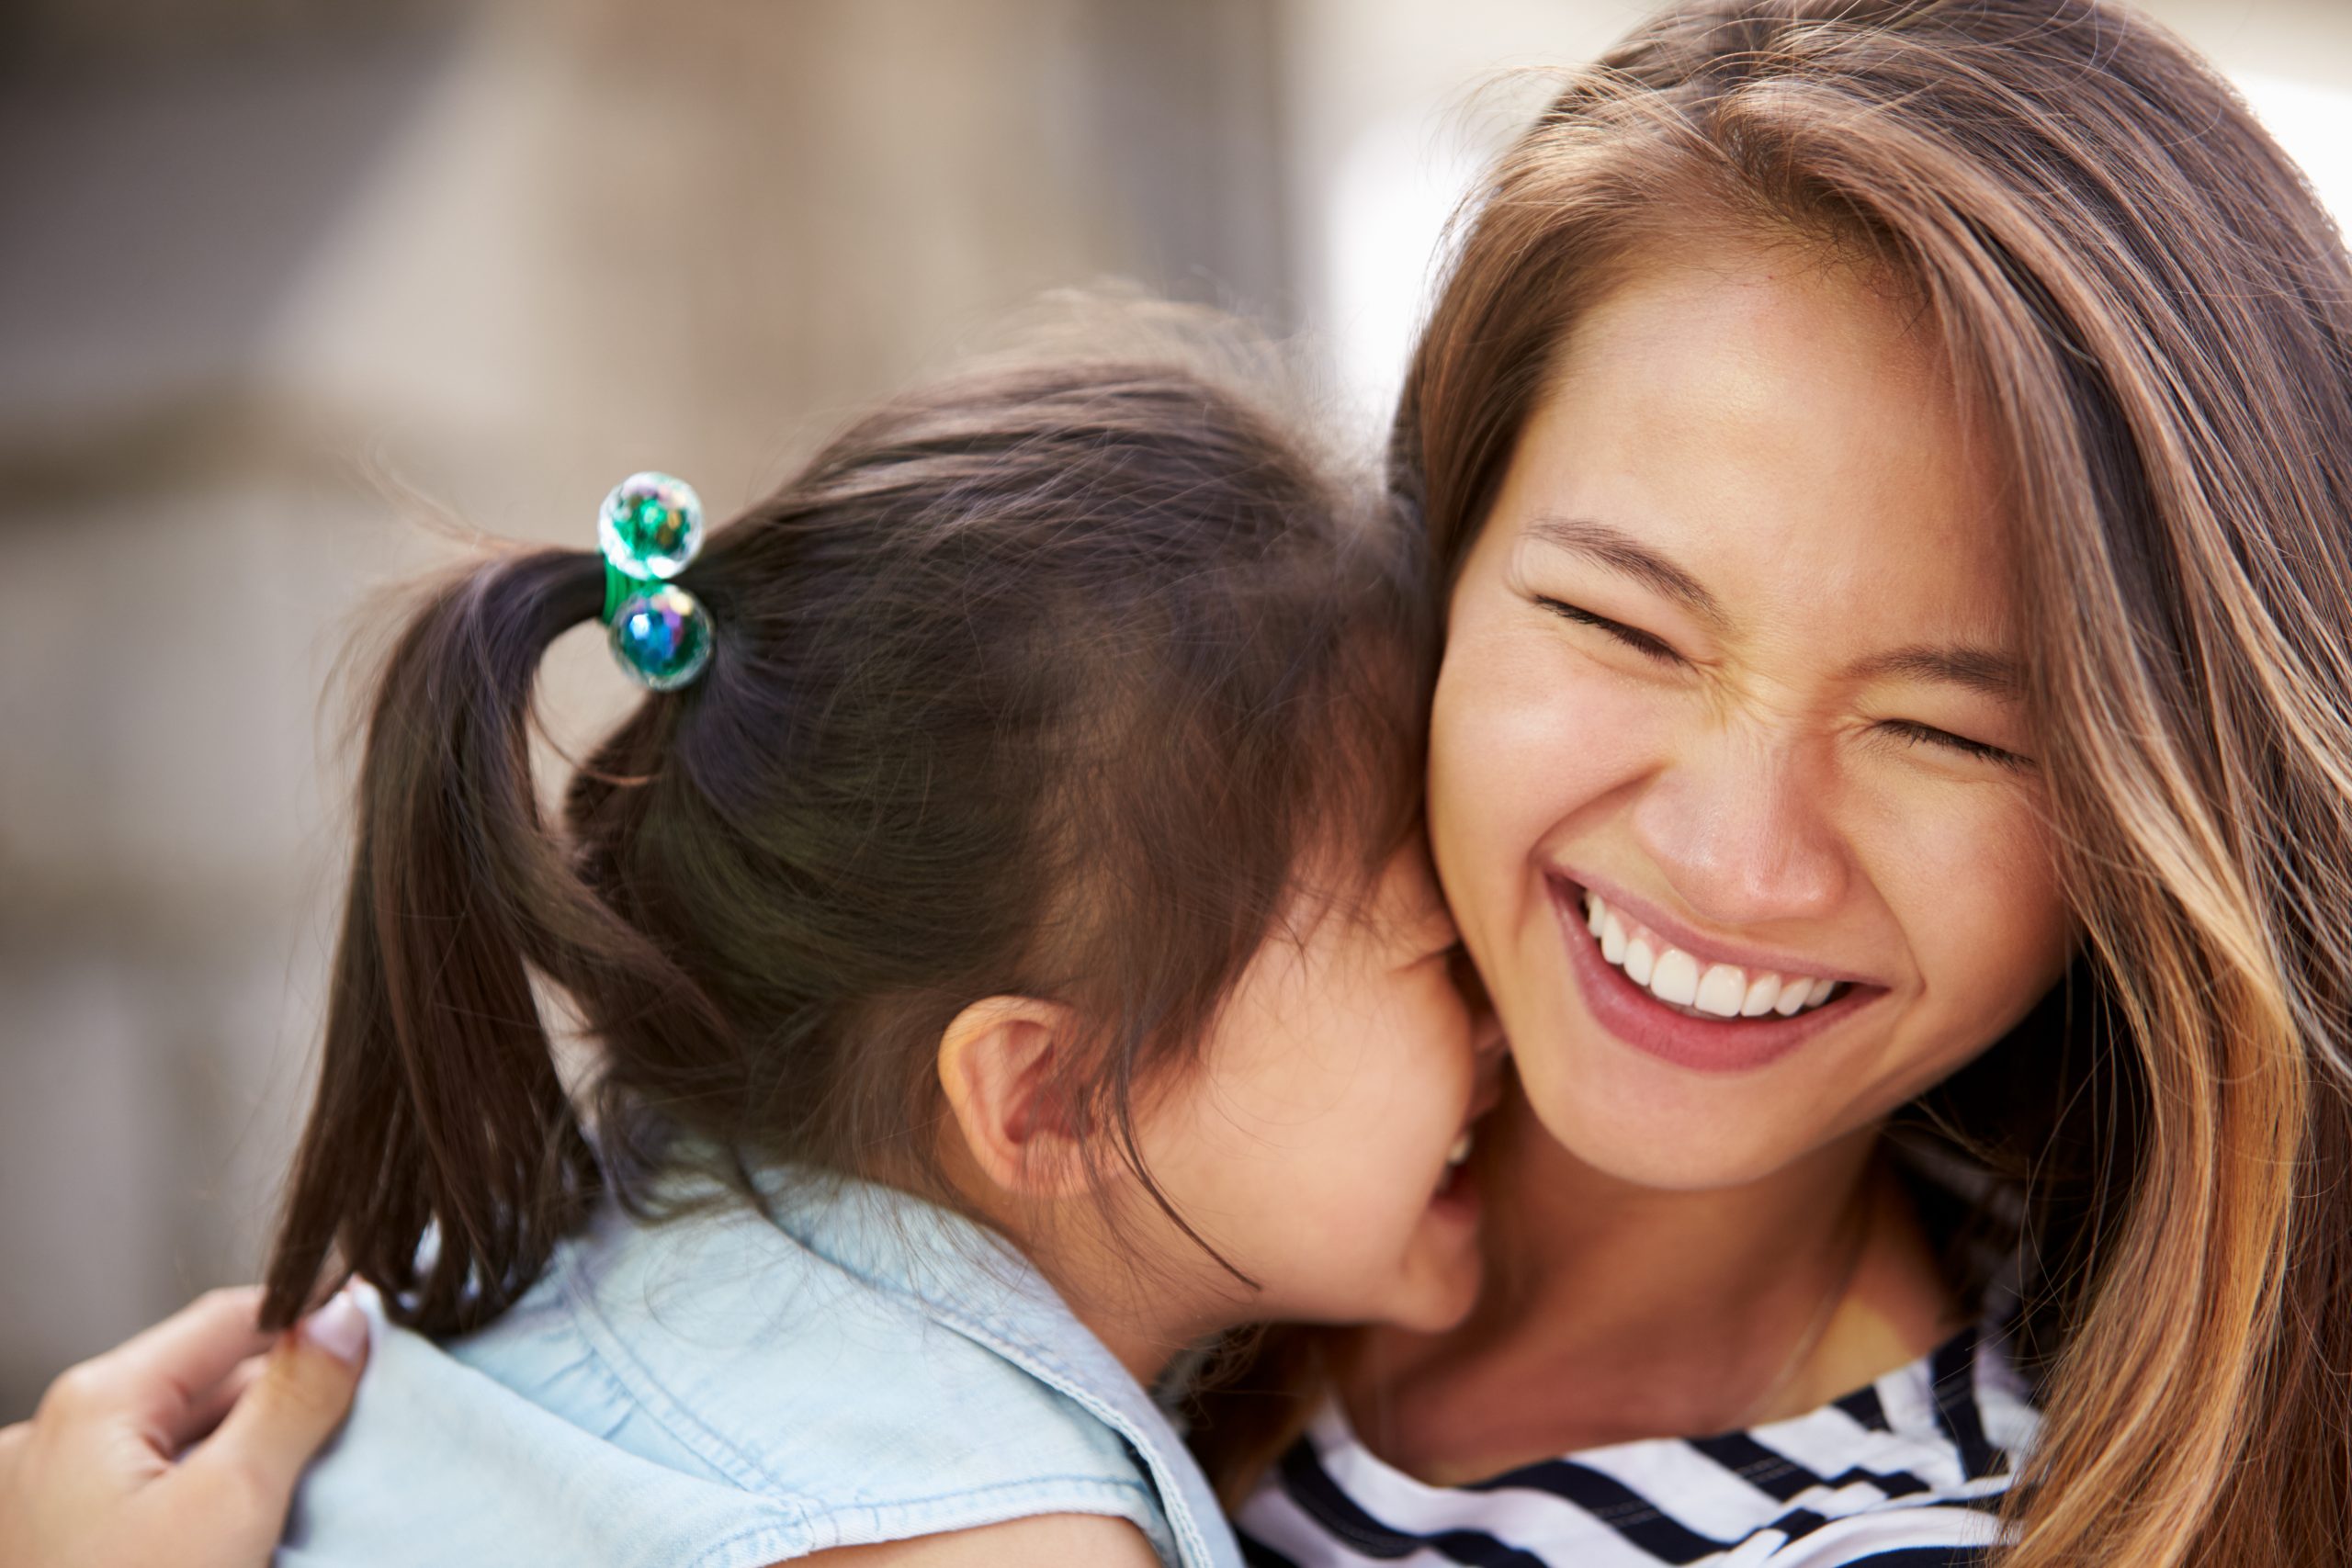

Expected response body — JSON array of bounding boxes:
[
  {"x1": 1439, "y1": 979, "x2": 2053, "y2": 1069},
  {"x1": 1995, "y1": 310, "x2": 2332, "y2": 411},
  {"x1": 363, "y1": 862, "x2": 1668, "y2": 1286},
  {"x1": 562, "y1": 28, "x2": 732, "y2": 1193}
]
[
  {"x1": 1534, "y1": 596, "x2": 1682, "y2": 664},
  {"x1": 1534, "y1": 592, "x2": 2032, "y2": 771},
  {"x1": 1877, "y1": 717, "x2": 2032, "y2": 772}
]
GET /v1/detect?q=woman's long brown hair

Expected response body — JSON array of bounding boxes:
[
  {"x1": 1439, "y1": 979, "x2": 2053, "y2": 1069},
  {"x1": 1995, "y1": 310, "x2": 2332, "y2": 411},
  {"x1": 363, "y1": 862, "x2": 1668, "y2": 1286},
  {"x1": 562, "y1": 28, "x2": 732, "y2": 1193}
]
[
  {"x1": 262, "y1": 315, "x2": 1427, "y2": 1339},
  {"x1": 1394, "y1": 2, "x2": 2352, "y2": 1562}
]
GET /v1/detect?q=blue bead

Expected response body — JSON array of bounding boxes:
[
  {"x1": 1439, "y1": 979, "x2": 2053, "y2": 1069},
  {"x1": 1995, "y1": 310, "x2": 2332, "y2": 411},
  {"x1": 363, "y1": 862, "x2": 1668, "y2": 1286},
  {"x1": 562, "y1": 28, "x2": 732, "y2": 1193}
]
[{"x1": 607, "y1": 584, "x2": 714, "y2": 691}]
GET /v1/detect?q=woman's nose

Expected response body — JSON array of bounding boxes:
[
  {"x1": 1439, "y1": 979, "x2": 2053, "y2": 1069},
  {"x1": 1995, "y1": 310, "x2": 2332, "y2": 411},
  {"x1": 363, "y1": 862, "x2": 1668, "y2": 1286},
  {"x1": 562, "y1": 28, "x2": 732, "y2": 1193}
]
[{"x1": 1628, "y1": 738, "x2": 1849, "y2": 929}]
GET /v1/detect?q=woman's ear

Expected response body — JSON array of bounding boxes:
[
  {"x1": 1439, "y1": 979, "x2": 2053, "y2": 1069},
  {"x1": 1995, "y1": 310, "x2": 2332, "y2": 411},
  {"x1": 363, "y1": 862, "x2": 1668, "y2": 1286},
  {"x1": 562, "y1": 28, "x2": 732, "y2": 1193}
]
[{"x1": 937, "y1": 997, "x2": 1095, "y2": 1199}]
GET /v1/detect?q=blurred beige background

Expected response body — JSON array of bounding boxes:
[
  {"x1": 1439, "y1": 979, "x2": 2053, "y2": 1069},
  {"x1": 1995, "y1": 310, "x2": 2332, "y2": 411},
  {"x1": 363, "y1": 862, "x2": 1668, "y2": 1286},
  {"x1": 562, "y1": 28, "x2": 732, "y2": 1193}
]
[{"x1": 4, "y1": 0, "x2": 2347, "y2": 1418}]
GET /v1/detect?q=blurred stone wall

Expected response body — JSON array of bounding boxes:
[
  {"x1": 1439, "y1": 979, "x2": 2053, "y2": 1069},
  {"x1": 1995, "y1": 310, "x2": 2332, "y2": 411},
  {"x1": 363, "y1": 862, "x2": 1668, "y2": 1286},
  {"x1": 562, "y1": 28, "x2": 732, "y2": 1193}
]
[{"x1": 0, "y1": 0, "x2": 1286, "y2": 1419}]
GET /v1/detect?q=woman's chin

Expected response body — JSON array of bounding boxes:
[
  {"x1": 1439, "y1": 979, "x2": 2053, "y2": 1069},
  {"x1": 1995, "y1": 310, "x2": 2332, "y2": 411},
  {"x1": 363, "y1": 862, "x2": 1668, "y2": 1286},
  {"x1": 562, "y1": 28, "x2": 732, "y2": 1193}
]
[
  {"x1": 1366, "y1": 1222, "x2": 1489, "y2": 1337},
  {"x1": 1376, "y1": 1265, "x2": 1485, "y2": 1337},
  {"x1": 1512, "y1": 1036, "x2": 1852, "y2": 1193}
]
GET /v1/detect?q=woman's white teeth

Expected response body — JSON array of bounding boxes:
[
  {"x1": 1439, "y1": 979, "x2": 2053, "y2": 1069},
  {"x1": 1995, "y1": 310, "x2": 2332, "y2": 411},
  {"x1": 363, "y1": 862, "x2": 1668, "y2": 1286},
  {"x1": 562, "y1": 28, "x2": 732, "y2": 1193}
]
[
  {"x1": 1579, "y1": 891, "x2": 1843, "y2": 1020},
  {"x1": 1650, "y1": 948, "x2": 1700, "y2": 1006},
  {"x1": 1695, "y1": 964, "x2": 1747, "y2": 1017}
]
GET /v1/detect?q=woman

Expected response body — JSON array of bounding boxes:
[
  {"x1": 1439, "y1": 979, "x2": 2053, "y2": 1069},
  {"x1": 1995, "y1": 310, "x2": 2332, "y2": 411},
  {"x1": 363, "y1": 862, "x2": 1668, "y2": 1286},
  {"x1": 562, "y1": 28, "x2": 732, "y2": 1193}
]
[
  {"x1": 23, "y1": 1, "x2": 2352, "y2": 1564},
  {"x1": 0, "y1": 1289, "x2": 366, "y2": 1568},
  {"x1": 1227, "y1": 2, "x2": 2352, "y2": 1566}
]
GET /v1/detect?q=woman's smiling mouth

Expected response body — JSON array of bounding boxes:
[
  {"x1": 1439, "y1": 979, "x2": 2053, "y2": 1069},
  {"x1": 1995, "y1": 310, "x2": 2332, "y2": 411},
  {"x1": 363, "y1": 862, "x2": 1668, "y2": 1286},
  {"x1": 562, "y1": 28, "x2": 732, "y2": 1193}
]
[
  {"x1": 1583, "y1": 890, "x2": 1846, "y2": 1018},
  {"x1": 1548, "y1": 874, "x2": 1885, "y2": 1073}
]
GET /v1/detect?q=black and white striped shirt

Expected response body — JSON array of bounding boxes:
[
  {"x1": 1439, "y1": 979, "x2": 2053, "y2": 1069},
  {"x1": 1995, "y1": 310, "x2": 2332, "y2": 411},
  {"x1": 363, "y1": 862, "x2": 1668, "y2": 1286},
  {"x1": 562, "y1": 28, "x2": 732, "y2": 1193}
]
[{"x1": 1235, "y1": 1325, "x2": 2038, "y2": 1568}]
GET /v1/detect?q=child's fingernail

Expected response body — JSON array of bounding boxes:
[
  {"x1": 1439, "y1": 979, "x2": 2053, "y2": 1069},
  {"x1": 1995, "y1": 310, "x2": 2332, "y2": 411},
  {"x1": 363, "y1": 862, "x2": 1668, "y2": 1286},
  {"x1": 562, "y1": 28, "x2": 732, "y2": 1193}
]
[{"x1": 300, "y1": 1290, "x2": 369, "y2": 1366}]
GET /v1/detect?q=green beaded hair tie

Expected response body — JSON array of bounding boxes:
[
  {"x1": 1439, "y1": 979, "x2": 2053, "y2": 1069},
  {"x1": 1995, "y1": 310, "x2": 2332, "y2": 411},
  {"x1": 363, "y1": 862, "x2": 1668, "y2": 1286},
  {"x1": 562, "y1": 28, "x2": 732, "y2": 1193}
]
[{"x1": 598, "y1": 471, "x2": 715, "y2": 691}]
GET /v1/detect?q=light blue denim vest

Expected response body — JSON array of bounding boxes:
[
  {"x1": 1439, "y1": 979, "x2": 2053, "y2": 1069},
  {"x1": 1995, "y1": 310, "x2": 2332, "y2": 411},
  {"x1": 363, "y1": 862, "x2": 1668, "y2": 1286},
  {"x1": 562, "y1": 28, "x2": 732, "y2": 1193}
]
[{"x1": 276, "y1": 1171, "x2": 1239, "y2": 1568}]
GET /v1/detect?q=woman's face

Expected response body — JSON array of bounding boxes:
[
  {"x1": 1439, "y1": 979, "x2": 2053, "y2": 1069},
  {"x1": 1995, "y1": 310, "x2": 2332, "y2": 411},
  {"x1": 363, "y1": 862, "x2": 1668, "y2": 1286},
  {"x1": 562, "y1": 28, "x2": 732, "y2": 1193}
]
[{"x1": 1430, "y1": 242, "x2": 2075, "y2": 1190}]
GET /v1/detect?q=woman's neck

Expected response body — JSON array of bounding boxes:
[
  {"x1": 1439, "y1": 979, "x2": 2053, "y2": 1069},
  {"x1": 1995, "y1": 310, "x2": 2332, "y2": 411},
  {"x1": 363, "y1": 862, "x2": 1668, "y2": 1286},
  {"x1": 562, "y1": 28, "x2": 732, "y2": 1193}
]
[{"x1": 1343, "y1": 1082, "x2": 1956, "y2": 1481}]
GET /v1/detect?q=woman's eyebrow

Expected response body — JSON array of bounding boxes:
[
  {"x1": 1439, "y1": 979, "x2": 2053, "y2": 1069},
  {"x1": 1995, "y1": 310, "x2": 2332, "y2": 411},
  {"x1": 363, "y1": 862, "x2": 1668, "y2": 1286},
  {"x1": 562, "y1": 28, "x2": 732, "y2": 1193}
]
[
  {"x1": 1522, "y1": 515, "x2": 2023, "y2": 695},
  {"x1": 1523, "y1": 513, "x2": 1727, "y2": 628},
  {"x1": 1849, "y1": 644, "x2": 2025, "y2": 697}
]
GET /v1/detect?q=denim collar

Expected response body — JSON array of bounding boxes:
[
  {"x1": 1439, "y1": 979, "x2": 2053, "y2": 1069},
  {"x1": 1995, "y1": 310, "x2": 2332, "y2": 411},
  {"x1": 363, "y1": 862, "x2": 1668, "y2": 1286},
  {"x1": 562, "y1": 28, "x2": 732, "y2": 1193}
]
[{"x1": 747, "y1": 1168, "x2": 1241, "y2": 1568}]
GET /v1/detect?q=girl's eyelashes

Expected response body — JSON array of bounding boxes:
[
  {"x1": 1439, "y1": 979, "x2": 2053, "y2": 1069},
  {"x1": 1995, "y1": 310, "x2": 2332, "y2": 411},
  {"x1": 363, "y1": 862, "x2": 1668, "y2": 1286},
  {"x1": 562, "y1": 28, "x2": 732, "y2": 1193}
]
[
  {"x1": 1533, "y1": 595, "x2": 1683, "y2": 664},
  {"x1": 1393, "y1": 937, "x2": 1467, "y2": 985},
  {"x1": 1410, "y1": 934, "x2": 1466, "y2": 970},
  {"x1": 1443, "y1": 942, "x2": 1490, "y2": 1011},
  {"x1": 1878, "y1": 717, "x2": 2033, "y2": 772}
]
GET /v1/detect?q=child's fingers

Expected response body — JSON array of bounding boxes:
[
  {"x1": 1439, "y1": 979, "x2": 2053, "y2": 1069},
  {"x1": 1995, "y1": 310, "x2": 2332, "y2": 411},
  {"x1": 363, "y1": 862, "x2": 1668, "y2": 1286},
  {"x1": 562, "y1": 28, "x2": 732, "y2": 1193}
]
[{"x1": 175, "y1": 1292, "x2": 368, "y2": 1535}]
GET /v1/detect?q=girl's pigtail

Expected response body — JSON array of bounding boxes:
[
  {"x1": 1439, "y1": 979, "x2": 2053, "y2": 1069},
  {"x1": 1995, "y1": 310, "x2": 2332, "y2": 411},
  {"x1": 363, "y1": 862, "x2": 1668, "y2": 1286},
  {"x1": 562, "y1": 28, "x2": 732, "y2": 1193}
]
[{"x1": 264, "y1": 548, "x2": 661, "y2": 1335}]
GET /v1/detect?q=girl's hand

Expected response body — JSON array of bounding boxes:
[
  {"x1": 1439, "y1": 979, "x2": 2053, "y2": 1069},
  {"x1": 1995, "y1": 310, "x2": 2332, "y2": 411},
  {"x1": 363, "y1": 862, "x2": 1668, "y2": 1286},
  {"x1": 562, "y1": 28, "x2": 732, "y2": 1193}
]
[{"x1": 0, "y1": 1285, "x2": 368, "y2": 1568}]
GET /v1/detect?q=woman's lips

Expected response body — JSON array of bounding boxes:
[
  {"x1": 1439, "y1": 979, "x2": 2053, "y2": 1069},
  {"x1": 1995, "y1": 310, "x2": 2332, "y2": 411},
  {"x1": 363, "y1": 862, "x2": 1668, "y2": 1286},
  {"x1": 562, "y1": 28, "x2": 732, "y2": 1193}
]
[{"x1": 1547, "y1": 877, "x2": 1880, "y2": 1073}]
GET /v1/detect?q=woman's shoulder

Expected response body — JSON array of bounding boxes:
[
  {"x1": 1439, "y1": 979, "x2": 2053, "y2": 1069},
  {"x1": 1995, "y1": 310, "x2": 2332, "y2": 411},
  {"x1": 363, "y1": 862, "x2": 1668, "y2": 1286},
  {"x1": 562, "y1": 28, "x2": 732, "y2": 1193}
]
[
  {"x1": 1234, "y1": 1323, "x2": 2038, "y2": 1568},
  {"x1": 779, "y1": 1513, "x2": 1165, "y2": 1568},
  {"x1": 278, "y1": 1180, "x2": 1234, "y2": 1568}
]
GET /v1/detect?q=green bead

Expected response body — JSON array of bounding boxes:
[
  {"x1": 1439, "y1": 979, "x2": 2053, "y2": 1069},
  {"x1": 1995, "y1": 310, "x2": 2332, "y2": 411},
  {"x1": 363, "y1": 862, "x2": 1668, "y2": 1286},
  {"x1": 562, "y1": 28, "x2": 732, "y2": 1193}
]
[
  {"x1": 598, "y1": 471, "x2": 704, "y2": 581},
  {"x1": 607, "y1": 583, "x2": 714, "y2": 691}
]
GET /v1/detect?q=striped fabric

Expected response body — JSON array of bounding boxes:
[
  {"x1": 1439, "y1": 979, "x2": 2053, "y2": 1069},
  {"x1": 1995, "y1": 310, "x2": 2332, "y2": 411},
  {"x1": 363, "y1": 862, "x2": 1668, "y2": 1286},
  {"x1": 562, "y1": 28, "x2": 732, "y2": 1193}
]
[{"x1": 1234, "y1": 1325, "x2": 2039, "y2": 1568}]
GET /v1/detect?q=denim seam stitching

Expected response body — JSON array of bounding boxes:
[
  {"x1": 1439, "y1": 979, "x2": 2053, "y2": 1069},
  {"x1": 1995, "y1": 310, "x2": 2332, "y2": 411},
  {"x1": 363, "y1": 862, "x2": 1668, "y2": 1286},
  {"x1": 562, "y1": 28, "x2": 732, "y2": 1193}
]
[{"x1": 554, "y1": 1258, "x2": 817, "y2": 1517}]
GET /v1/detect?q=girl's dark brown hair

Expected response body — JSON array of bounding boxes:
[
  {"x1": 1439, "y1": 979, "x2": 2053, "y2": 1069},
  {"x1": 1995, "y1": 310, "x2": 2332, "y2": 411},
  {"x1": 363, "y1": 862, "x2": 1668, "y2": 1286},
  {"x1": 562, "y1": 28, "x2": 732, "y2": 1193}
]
[
  {"x1": 261, "y1": 309, "x2": 1427, "y2": 1339},
  {"x1": 1390, "y1": 2, "x2": 2352, "y2": 1562}
]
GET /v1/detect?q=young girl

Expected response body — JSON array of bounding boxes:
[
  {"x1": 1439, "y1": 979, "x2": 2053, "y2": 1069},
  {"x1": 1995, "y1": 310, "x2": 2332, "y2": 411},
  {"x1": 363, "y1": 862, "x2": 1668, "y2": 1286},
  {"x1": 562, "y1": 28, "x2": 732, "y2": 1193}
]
[{"x1": 261, "y1": 316, "x2": 1496, "y2": 1568}]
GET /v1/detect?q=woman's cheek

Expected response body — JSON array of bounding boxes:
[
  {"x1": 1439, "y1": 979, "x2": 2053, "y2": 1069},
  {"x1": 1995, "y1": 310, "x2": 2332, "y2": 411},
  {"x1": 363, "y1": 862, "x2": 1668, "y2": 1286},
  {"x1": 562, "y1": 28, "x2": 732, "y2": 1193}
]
[
  {"x1": 1432, "y1": 664, "x2": 1654, "y2": 1091},
  {"x1": 1432, "y1": 639, "x2": 1662, "y2": 886},
  {"x1": 1863, "y1": 779, "x2": 2072, "y2": 1068}
]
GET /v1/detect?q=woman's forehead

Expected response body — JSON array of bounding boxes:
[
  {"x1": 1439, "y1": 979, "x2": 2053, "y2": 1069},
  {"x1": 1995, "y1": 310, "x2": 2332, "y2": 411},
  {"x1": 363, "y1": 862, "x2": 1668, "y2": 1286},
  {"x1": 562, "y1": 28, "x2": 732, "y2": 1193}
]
[{"x1": 1499, "y1": 247, "x2": 2018, "y2": 646}]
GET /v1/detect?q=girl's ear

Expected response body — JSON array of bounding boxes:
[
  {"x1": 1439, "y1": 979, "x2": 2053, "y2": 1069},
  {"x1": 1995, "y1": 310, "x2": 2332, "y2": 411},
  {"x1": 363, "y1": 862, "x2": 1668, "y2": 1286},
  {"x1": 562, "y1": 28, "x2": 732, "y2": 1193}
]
[{"x1": 937, "y1": 997, "x2": 1096, "y2": 1199}]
